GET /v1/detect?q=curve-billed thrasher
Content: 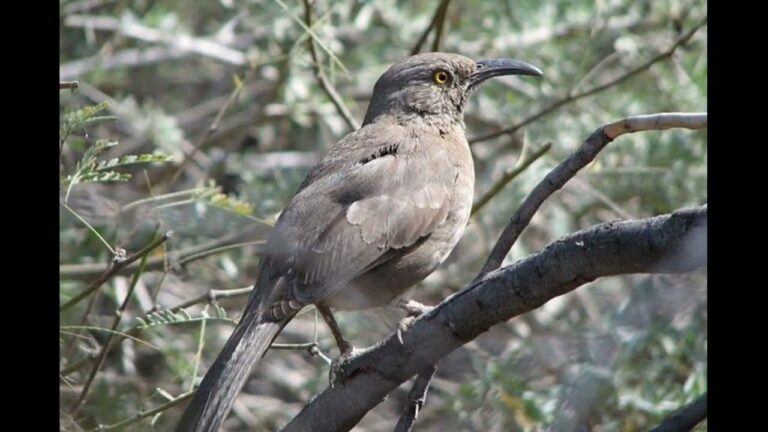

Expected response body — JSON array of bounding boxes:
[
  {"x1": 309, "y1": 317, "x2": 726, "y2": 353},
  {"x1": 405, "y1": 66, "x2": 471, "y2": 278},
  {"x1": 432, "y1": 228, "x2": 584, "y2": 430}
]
[{"x1": 176, "y1": 52, "x2": 542, "y2": 431}]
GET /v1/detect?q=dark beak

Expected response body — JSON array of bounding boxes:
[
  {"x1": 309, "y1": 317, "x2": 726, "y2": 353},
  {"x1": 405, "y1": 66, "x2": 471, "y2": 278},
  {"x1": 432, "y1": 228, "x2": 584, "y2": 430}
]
[{"x1": 468, "y1": 58, "x2": 543, "y2": 87}]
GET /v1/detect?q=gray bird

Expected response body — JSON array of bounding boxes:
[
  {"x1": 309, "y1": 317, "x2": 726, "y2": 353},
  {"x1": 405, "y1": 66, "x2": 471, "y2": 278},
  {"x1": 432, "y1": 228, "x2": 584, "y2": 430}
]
[{"x1": 176, "y1": 52, "x2": 542, "y2": 432}]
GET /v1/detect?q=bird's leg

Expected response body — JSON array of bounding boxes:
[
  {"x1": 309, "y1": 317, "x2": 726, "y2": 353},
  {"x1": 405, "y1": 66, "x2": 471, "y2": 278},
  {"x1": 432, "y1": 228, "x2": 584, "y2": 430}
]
[
  {"x1": 317, "y1": 303, "x2": 357, "y2": 386},
  {"x1": 316, "y1": 303, "x2": 353, "y2": 355},
  {"x1": 395, "y1": 299, "x2": 434, "y2": 344}
]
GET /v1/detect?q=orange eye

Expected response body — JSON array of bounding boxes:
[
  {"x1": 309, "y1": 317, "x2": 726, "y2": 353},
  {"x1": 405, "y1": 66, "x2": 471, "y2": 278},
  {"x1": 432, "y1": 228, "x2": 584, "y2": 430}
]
[{"x1": 433, "y1": 70, "x2": 449, "y2": 85}]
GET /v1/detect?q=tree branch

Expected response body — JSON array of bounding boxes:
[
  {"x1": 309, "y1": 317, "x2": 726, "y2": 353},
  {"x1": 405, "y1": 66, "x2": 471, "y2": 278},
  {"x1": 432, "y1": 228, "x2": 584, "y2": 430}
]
[
  {"x1": 476, "y1": 112, "x2": 706, "y2": 278},
  {"x1": 394, "y1": 365, "x2": 438, "y2": 432},
  {"x1": 280, "y1": 206, "x2": 707, "y2": 431},
  {"x1": 468, "y1": 16, "x2": 707, "y2": 144},
  {"x1": 60, "y1": 81, "x2": 80, "y2": 91},
  {"x1": 650, "y1": 393, "x2": 707, "y2": 432}
]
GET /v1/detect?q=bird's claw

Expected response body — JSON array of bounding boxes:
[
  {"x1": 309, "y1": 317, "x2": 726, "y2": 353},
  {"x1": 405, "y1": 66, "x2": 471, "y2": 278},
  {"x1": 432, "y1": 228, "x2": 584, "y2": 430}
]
[
  {"x1": 329, "y1": 346, "x2": 358, "y2": 387},
  {"x1": 395, "y1": 299, "x2": 434, "y2": 344},
  {"x1": 395, "y1": 299, "x2": 434, "y2": 317}
]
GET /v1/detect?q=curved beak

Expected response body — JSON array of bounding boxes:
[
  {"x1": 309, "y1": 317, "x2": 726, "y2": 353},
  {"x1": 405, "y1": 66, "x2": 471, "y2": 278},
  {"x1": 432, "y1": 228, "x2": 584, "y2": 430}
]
[{"x1": 468, "y1": 58, "x2": 543, "y2": 88}]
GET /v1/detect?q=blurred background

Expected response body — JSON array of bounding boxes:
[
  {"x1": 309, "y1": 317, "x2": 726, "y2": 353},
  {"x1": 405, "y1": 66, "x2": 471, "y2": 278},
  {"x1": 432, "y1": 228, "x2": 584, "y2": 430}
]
[{"x1": 59, "y1": 0, "x2": 707, "y2": 430}]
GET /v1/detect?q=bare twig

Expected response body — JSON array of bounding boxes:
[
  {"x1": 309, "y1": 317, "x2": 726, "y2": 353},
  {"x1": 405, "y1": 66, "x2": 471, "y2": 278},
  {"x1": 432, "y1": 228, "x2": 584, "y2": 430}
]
[
  {"x1": 475, "y1": 112, "x2": 706, "y2": 278},
  {"x1": 471, "y1": 142, "x2": 552, "y2": 216},
  {"x1": 61, "y1": 203, "x2": 115, "y2": 254},
  {"x1": 90, "y1": 390, "x2": 195, "y2": 431},
  {"x1": 60, "y1": 81, "x2": 80, "y2": 92},
  {"x1": 469, "y1": 16, "x2": 707, "y2": 144},
  {"x1": 60, "y1": 231, "x2": 173, "y2": 311},
  {"x1": 69, "y1": 247, "x2": 153, "y2": 414},
  {"x1": 170, "y1": 286, "x2": 254, "y2": 311},
  {"x1": 302, "y1": 0, "x2": 358, "y2": 132},
  {"x1": 650, "y1": 393, "x2": 707, "y2": 432},
  {"x1": 410, "y1": 0, "x2": 451, "y2": 55},
  {"x1": 394, "y1": 365, "x2": 438, "y2": 432}
]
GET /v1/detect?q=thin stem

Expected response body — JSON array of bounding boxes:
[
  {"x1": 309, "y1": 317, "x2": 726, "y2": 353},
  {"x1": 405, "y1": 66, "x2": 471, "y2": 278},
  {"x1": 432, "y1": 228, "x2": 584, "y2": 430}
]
[
  {"x1": 471, "y1": 142, "x2": 552, "y2": 216},
  {"x1": 190, "y1": 305, "x2": 209, "y2": 392},
  {"x1": 61, "y1": 203, "x2": 116, "y2": 255},
  {"x1": 90, "y1": 390, "x2": 195, "y2": 431}
]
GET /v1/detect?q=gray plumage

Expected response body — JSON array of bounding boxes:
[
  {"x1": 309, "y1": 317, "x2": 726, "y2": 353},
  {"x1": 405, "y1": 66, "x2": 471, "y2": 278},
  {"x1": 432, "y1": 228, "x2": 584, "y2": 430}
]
[{"x1": 176, "y1": 52, "x2": 542, "y2": 432}]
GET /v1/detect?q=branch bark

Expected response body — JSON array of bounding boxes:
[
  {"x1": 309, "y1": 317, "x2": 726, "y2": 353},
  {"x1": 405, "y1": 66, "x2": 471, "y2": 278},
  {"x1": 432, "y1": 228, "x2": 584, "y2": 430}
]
[
  {"x1": 394, "y1": 365, "x2": 438, "y2": 432},
  {"x1": 650, "y1": 393, "x2": 707, "y2": 432},
  {"x1": 281, "y1": 205, "x2": 707, "y2": 431},
  {"x1": 476, "y1": 112, "x2": 706, "y2": 278}
]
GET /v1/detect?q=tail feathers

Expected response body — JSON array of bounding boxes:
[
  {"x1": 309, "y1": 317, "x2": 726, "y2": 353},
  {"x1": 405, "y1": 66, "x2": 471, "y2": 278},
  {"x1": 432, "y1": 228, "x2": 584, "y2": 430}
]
[{"x1": 176, "y1": 319, "x2": 284, "y2": 432}]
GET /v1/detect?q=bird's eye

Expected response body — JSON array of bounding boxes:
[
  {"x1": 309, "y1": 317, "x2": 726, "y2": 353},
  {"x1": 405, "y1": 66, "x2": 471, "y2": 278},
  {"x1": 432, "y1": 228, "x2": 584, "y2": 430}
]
[{"x1": 433, "y1": 70, "x2": 449, "y2": 85}]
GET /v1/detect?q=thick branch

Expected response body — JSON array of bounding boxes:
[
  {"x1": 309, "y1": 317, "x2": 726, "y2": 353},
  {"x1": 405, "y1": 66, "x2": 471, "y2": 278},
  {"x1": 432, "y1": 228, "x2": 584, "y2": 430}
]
[
  {"x1": 281, "y1": 206, "x2": 707, "y2": 431},
  {"x1": 650, "y1": 393, "x2": 707, "y2": 432},
  {"x1": 477, "y1": 112, "x2": 706, "y2": 277}
]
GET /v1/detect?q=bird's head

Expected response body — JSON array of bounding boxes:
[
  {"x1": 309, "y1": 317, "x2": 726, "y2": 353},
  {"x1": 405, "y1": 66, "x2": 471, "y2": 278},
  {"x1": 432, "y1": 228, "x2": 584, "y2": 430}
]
[{"x1": 363, "y1": 52, "x2": 542, "y2": 128}]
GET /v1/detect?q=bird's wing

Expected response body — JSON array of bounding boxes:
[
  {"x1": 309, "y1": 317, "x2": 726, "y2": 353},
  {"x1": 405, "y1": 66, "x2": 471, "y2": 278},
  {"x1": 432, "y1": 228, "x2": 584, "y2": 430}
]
[{"x1": 259, "y1": 124, "x2": 460, "y2": 308}]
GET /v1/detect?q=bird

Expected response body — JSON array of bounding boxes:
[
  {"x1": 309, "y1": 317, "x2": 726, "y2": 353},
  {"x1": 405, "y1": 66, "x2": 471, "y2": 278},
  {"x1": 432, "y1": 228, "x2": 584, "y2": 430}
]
[{"x1": 176, "y1": 52, "x2": 542, "y2": 432}]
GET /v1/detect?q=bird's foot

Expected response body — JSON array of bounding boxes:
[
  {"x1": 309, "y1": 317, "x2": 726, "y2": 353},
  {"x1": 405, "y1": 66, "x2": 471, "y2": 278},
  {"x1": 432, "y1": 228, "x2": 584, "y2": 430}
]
[
  {"x1": 395, "y1": 299, "x2": 434, "y2": 344},
  {"x1": 395, "y1": 299, "x2": 434, "y2": 316},
  {"x1": 329, "y1": 344, "x2": 359, "y2": 387}
]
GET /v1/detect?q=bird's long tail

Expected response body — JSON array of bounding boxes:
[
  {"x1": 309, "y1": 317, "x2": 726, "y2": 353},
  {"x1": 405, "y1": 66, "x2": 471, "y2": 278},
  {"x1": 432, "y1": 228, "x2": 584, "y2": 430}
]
[{"x1": 175, "y1": 315, "x2": 289, "y2": 432}]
